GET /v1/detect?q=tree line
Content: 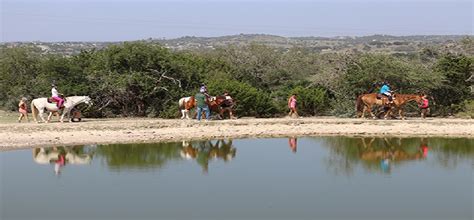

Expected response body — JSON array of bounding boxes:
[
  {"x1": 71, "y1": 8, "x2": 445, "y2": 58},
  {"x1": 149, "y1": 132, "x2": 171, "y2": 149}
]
[{"x1": 0, "y1": 41, "x2": 472, "y2": 118}]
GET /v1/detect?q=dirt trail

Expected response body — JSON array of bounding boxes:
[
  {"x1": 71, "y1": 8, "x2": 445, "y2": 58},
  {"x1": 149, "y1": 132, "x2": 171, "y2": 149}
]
[{"x1": 0, "y1": 117, "x2": 472, "y2": 151}]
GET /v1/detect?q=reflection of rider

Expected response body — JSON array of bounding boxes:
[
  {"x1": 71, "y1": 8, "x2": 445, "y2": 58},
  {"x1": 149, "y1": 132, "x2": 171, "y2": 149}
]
[
  {"x1": 51, "y1": 84, "x2": 64, "y2": 108},
  {"x1": 380, "y1": 157, "x2": 391, "y2": 173},
  {"x1": 420, "y1": 138, "x2": 429, "y2": 158},
  {"x1": 289, "y1": 137, "x2": 297, "y2": 153},
  {"x1": 54, "y1": 154, "x2": 65, "y2": 175}
]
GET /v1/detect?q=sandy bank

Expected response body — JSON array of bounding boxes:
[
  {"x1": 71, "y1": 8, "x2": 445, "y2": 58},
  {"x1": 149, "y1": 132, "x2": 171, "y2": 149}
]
[{"x1": 0, "y1": 117, "x2": 472, "y2": 151}]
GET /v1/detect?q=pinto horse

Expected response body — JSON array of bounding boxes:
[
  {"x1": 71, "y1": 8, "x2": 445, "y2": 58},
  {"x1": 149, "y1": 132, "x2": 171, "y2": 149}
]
[
  {"x1": 178, "y1": 95, "x2": 228, "y2": 119},
  {"x1": 356, "y1": 93, "x2": 422, "y2": 119}
]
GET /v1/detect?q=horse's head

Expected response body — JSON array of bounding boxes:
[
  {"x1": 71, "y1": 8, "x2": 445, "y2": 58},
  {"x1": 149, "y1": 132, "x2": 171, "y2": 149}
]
[{"x1": 84, "y1": 96, "x2": 93, "y2": 106}]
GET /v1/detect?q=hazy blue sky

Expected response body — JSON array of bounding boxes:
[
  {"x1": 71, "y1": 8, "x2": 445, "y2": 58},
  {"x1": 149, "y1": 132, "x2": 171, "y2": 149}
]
[{"x1": 1, "y1": 0, "x2": 472, "y2": 42}]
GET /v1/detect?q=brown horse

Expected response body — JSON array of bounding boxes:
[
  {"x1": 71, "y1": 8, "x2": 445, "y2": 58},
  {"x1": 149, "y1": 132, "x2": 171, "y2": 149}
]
[
  {"x1": 356, "y1": 93, "x2": 423, "y2": 119},
  {"x1": 385, "y1": 94, "x2": 423, "y2": 120},
  {"x1": 356, "y1": 93, "x2": 391, "y2": 119}
]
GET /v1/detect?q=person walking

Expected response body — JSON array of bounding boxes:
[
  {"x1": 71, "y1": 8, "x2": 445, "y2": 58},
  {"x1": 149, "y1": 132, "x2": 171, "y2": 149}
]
[
  {"x1": 288, "y1": 94, "x2": 298, "y2": 118},
  {"x1": 18, "y1": 97, "x2": 29, "y2": 123},
  {"x1": 419, "y1": 94, "x2": 429, "y2": 119}
]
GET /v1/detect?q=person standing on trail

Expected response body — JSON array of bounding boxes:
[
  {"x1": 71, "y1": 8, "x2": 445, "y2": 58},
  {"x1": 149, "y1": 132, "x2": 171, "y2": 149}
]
[
  {"x1": 195, "y1": 88, "x2": 210, "y2": 121},
  {"x1": 18, "y1": 97, "x2": 29, "y2": 123},
  {"x1": 288, "y1": 94, "x2": 298, "y2": 118}
]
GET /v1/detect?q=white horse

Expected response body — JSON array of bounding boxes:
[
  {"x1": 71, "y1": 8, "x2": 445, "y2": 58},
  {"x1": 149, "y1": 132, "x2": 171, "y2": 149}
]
[{"x1": 31, "y1": 96, "x2": 92, "y2": 123}]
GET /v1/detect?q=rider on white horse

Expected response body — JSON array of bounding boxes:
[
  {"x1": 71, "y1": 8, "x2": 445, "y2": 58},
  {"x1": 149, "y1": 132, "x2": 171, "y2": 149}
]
[
  {"x1": 31, "y1": 95, "x2": 92, "y2": 123},
  {"x1": 51, "y1": 84, "x2": 65, "y2": 109}
]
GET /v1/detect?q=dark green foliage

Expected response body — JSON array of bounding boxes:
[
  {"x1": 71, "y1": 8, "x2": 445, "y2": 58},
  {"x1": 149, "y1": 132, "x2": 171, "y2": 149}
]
[
  {"x1": 430, "y1": 54, "x2": 473, "y2": 114},
  {"x1": 206, "y1": 79, "x2": 277, "y2": 117},
  {"x1": 0, "y1": 42, "x2": 471, "y2": 118}
]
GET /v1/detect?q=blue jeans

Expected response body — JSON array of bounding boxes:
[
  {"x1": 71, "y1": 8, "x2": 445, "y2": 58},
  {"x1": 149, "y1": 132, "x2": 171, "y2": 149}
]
[{"x1": 197, "y1": 106, "x2": 210, "y2": 121}]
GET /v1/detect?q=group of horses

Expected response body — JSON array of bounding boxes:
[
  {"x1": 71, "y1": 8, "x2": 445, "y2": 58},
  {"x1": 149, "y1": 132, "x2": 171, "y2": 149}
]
[
  {"x1": 178, "y1": 95, "x2": 234, "y2": 120},
  {"x1": 356, "y1": 93, "x2": 424, "y2": 119},
  {"x1": 27, "y1": 92, "x2": 422, "y2": 123}
]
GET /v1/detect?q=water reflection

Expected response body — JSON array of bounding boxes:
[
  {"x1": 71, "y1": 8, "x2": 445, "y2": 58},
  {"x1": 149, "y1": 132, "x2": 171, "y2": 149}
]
[
  {"x1": 31, "y1": 137, "x2": 471, "y2": 176},
  {"x1": 288, "y1": 137, "x2": 297, "y2": 153},
  {"x1": 94, "y1": 139, "x2": 236, "y2": 173},
  {"x1": 323, "y1": 137, "x2": 473, "y2": 175},
  {"x1": 32, "y1": 146, "x2": 93, "y2": 175},
  {"x1": 181, "y1": 139, "x2": 236, "y2": 173}
]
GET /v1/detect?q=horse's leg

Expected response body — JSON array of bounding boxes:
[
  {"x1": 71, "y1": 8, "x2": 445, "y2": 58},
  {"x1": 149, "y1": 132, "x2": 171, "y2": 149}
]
[
  {"x1": 67, "y1": 109, "x2": 72, "y2": 122},
  {"x1": 180, "y1": 109, "x2": 185, "y2": 119},
  {"x1": 60, "y1": 109, "x2": 68, "y2": 123},
  {"x1": 361, "y1": 106, "x2": 367, "y2": 118},
  {"x1": 39, "y1": 109, "x2": 47, "y2": 123},
  {"x1": 47, "y1": 112, "x2": 53, "y2": 122},
  {"x1": 399, "y1": 108, "x2": 405, "y2": 120},
  {"x1": 383, "y1": 108, "x2": 390, "y2": 120},
  {"x1": 367, "y1": 105, "x2": 376, "y2": 119}
]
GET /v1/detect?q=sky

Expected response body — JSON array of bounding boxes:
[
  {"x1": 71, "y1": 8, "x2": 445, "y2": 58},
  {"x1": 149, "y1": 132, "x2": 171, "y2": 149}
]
[{"x1": 1, "y1": 0, "x2": 472, "y2": 42}]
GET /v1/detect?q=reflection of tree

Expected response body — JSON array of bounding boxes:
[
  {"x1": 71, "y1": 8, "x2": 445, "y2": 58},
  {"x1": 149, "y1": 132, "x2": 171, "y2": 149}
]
[
  {"x1": 427, "y1": 138, "x2": 474, "y2": 169},
  {"x1": 322, "y1": 137, "x2": 473, "y2": 175},
  {"x1": 95, "y1": 142, "x2": 182, "y2": 171},
  {"x1": 181, "y1": 139, "x2": 236, "y2": 174},
  {"x1": 95, "y1": 140, "x2": 236, "y2": 173}
]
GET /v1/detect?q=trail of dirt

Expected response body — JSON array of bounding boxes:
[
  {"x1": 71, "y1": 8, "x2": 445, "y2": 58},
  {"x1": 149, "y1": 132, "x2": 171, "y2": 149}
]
[{"x1": 0, "y1": 117, "x2": 472, "y2": 151}]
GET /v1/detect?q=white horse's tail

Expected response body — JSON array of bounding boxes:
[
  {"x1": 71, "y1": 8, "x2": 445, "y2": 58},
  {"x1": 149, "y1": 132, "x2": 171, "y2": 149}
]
[{"x1": 31, "y1": 100, "x2": 38, "y2": 122}]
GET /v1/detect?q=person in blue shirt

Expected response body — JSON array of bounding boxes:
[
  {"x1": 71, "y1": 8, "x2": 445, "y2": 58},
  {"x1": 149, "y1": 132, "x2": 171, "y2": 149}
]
[{"x1": 379, "y1": 81, "x2": 393, "y2": 103}]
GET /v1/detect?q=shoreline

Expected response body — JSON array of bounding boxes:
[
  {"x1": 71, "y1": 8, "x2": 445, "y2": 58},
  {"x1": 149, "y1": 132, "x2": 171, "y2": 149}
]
[{"x1": 0, "y1": 117, "x2": 472, "y2": 151}]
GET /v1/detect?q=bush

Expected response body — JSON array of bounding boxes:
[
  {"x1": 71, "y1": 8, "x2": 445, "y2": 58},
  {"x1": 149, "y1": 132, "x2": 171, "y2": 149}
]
[{"x1": 206, "y1": 79, "x2": 277, "y2": 117}]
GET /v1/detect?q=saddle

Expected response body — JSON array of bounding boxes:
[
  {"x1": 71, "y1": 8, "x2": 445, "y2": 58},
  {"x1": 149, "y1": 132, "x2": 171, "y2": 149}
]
[{"x1": 47, "y1": 97, "x2": 56, "y2": 103}]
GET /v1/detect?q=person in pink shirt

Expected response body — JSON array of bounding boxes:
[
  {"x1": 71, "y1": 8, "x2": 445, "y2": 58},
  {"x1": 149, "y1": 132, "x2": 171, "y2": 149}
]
[
  {"x1": 18, "y1": 97, "x2": 29, "y2": 123},
  {"x1": 288, "y1": 94, "x2": 298, "y2": 118},
  {"x1": 419, "y1": 94, "x2": 429, "y2": 119}
]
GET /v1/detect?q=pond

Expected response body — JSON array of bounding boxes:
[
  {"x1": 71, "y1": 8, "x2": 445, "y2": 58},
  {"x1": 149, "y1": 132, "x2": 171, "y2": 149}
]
[{"x1": 1, "y1": 137, "x2": 473, "y2": 220}]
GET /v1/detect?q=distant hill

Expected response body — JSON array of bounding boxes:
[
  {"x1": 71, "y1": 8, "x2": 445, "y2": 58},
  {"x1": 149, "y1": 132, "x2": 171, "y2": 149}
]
[{"x1": 1, "y1": 34, "x2": 472, "y2": 56}]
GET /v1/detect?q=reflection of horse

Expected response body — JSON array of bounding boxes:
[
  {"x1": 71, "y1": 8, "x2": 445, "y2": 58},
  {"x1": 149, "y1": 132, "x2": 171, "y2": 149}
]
[
  {"x1": 356, "y1": 93, "x2": 423, "y2": 119},
  {"x1": 180, "y1": 139, "x2": 236, "y2": 173},
  {"x1": 178, "y1": 96, "x2": 229, "y2": 119},
  {"x1": 31, "y1": 96, "x2": 92, "y2": 123},
  {"x1": 32, "y1": 147, "x2": 93, "y2": 165},
  {"x1": 359, "y1": 137, "x2": 425, "y2": 162}
]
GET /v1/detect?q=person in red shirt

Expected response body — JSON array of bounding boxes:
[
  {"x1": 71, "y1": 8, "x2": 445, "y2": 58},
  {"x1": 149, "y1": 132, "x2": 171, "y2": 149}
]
[
  {"x1": 18, "y1": 97, "x2": 29, "y2": 123},
  {"x1": 419, "y1": 94, "x2": 429, "y2": 119}
]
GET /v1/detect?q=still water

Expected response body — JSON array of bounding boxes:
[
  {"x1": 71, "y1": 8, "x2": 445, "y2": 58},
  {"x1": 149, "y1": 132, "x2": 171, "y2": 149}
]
[{"x1": 1, "y1": 137, "x2": 472, "y2": 220}]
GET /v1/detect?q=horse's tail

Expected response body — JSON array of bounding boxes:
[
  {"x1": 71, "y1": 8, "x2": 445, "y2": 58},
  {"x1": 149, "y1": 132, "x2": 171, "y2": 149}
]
[
  {"x1": 31, "y1": 100, "x2": 38, "y2": 122},
  {"x1": 178, "y1": 97, "x2": 187, "y2": 110},
  {"x1": 355, "y1": 94, "x2": 365, "y2": 117}
]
